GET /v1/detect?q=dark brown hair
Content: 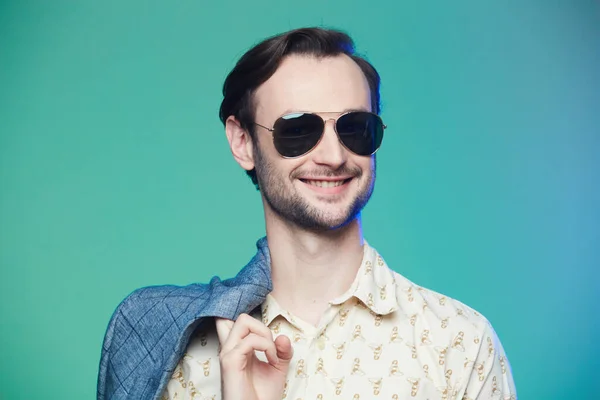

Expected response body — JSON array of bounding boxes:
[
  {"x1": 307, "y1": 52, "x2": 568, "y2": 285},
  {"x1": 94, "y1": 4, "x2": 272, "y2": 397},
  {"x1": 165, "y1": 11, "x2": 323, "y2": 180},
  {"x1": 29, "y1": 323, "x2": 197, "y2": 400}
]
[{"x1": 219, "y1": 27, "x2": 381, "y2": 187}]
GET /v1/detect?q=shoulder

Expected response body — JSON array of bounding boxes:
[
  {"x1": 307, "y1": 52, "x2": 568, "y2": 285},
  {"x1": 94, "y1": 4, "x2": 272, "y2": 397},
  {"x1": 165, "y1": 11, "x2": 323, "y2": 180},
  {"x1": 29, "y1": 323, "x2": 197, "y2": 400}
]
[
  {"x1": 113, "y1": 283, "x2": 209, "y2": 320},
  {"x1": 97, "y1": 281, "x2": 224, "y2": 398},
  {"x1": 102, "y1": 273, "x2": 247, "y2": 343},
  {"x1": 100, "y1": 283, "x2": 210, "y2": 349},
  {"x1": 392, "y1": 271, "x2": 494, "y2": 335}
]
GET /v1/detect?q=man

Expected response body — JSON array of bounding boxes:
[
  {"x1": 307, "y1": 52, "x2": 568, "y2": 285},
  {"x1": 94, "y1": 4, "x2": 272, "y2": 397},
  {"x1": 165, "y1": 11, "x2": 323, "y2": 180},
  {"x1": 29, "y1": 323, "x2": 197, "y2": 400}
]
[{"x1": 97, "y1": 27, "x2": 517, "y2": 400}]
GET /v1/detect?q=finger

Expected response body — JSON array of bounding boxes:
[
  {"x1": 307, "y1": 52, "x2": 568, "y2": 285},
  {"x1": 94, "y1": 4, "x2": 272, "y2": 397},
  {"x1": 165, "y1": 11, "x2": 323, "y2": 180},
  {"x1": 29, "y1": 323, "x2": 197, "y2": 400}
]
[
  {"x1": 224, "y1": 333, "x2": 279, "y2": 366},
  {"x1": 274, "y1": 335, "x2": 294, "y2": 363},
  {"x1": 221, "y1": 313, "x2": 273, "y2": 354},
  {"x1": 215, "y1": 318, "x2": 234, "y2": 345}
]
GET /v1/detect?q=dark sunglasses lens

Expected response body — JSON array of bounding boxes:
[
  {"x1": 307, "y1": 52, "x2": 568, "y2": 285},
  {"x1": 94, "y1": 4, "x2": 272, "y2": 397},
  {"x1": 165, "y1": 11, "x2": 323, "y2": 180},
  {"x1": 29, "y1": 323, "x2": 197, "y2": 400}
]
[
  {"x1": 272, "y1": 113, "x2": 324, "y2": 157},
  {"x1": 336, "y1": 112, "x2": 384, "y2": 155}
]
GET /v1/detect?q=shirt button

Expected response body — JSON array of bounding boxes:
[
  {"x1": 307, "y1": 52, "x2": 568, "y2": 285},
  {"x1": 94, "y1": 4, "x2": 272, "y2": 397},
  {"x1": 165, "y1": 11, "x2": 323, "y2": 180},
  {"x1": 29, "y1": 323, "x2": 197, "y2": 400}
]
[{"x1": 317, "y1": 337, "x2": 326, "y2": 350}]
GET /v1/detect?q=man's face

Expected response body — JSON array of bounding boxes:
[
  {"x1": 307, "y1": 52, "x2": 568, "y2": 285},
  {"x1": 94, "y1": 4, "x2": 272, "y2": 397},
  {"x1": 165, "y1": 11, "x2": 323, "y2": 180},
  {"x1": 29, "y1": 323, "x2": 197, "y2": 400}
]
[{"x1": 251, "y1": 54, "x2": 376, "y2": 231}]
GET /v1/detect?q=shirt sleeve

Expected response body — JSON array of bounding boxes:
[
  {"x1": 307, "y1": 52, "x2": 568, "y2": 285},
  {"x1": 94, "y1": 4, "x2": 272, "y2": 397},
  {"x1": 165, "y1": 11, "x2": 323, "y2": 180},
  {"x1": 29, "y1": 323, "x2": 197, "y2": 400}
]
[{"x1": 462, "y1": 322, "x2": 517, "y2": 400}]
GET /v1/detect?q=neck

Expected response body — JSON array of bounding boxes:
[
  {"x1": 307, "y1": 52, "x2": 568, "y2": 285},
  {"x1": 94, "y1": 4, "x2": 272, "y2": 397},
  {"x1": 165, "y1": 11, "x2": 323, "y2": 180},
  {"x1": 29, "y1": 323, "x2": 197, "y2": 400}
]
[{"x1": 264, "y1": 210, "x2": 365, "y2": 326}]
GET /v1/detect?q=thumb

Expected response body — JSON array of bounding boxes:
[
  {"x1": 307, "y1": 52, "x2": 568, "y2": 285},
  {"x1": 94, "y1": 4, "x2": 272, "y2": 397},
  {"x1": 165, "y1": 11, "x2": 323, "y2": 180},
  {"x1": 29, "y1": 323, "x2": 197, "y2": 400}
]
[
  {"x1": 273, "y1": 335, "x2": 294, "y2": 370},
  {"x1": 215, "y1": 317, "x2": 234, "y2": 346}
]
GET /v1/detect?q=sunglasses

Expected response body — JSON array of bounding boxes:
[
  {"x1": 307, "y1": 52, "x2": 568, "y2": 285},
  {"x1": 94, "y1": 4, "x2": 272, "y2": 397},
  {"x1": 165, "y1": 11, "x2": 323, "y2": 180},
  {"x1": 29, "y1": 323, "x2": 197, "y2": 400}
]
[{"x1": 254, "y1": 111, "x2": 386, "y2": 158}]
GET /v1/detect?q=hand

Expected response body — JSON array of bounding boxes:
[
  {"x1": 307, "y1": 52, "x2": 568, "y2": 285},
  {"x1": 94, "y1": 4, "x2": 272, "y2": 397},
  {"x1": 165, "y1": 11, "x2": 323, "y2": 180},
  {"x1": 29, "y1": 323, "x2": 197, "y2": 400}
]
[{"x1": 216, "y1": 313, "x2": 294, "y2": 400}]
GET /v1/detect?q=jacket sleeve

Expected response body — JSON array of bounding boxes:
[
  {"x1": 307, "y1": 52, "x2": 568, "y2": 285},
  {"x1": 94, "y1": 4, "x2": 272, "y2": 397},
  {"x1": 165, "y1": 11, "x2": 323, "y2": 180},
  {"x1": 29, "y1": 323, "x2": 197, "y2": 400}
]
[{"x1": 96, "y1": 290, "x2": 139, "y2": 400}]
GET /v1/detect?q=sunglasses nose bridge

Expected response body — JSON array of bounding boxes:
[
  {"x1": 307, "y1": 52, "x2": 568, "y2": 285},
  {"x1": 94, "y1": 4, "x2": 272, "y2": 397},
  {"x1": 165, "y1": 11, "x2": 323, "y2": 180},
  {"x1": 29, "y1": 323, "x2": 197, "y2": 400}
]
[
  {"x1": 309, "y1": 117, "x2": 347, "y2": 163},
  {"x1": 323, "y1": 117, "x2": 339, "y2": 136}
]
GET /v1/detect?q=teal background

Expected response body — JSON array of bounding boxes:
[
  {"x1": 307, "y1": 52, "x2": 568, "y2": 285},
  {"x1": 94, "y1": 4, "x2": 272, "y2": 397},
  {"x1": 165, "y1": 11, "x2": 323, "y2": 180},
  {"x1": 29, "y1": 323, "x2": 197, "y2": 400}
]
[{"x1": 1, "y1": 1, "x2": 598, "y2": 398}]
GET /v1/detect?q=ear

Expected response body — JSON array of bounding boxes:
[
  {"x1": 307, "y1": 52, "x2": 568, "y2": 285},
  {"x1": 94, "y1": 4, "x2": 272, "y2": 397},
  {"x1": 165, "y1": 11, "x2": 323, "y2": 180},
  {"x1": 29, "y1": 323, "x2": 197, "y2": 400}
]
[{"x1": 225, "y1": 116, "x2": 255, "y2": 171}]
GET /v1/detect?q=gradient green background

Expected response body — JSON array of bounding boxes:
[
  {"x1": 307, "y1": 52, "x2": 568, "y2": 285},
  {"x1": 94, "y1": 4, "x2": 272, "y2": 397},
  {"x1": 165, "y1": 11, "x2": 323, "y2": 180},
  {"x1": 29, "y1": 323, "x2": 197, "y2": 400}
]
[{"x1": 1, "y1": 1, "x2": 598, "y2": 399}]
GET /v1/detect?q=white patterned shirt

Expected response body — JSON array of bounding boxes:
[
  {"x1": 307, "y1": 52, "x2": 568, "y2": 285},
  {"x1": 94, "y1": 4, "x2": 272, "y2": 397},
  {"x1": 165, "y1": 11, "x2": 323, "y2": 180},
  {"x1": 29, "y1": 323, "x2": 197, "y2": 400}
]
[{"x1": 162, "y1": 241, "x2": 517, "y2": 399}]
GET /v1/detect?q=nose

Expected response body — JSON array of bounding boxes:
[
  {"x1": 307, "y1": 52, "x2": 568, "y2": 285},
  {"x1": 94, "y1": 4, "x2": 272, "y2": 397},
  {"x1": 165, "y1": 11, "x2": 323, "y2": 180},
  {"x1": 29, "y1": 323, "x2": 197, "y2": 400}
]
[{"x1": 310, "y1": 118, "x2": 347, "y2": 168}]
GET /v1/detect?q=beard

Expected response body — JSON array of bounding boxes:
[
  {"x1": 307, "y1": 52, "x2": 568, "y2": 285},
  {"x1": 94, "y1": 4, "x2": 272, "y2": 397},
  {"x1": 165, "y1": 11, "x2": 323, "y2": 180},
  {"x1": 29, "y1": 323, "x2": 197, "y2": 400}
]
[{"x1": 253, "y1": 143, "x2": 375, "y2": 231}]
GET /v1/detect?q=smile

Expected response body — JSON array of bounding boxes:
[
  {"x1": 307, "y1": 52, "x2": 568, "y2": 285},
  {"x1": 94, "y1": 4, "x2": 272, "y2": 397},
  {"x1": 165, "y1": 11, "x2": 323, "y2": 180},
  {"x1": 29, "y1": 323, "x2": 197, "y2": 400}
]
[
  {"x1": 298, "y1": 178, "x2": 354, "y2": 194},
  {"x1": 303, "y1": 179, "x2": 349, "y2": 188}
]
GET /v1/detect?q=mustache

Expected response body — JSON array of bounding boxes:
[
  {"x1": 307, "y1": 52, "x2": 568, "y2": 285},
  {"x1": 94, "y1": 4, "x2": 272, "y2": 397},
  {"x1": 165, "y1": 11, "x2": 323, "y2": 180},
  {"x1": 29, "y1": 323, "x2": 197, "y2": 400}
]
[{"x1": 291, "y1": 166, "x2": 363, "y2": 179}]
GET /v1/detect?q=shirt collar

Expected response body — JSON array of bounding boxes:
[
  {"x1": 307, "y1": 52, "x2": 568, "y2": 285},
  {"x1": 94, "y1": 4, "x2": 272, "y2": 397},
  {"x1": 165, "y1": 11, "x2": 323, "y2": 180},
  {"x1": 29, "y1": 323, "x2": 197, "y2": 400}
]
[
  {"x1": 261, "y1": 240, "x2": 399, "y2": 326},
  {"x1": 329, "y1": 240, "x2": 399, "y2": 315}
]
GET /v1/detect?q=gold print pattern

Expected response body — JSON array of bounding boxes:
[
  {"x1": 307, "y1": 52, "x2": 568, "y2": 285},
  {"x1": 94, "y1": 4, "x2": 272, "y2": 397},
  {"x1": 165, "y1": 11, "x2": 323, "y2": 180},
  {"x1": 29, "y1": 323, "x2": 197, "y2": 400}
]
[
  {"x1": 437, "y1": 385, "x2": 450, "y2": 400},
  {"x1": 389, "y1": 326, "x2": 402, "y2": 343},
  {"x1": 315, "y1": 357, "x2": 328, "y2": 377},
  {"x1": 377, "y1": 255, "x2": 384, "y2": 266},
  {"x1": 439, "y1": 296, "x2": 447, "y2": 306},
  {"x1": 409, "y1": 314, "x2": 417, "y2": 326},
  {"x1": 407, "y1": 377, "x2": 420, "y2": 397},
  {"x1": 283, "y1": 380, "x2": 288, "y2": 398},
  {"x1": 200, "y1": 359, "x2": 211, "y2": 377},
  {"x1": 456, "y1": 308, "x2": 468, "y2": 319},
  {"x1": 352, "y1": 325, "x2": 365, "y2": 341},
  {"x1": 172, "y1": 365, "x2": 186, "y2": 388},
  {"x1": 293, "y1": 333, "x2": 305, "y2": 343},
  {"x1": 475, "y1": 361, "x2": 486, "y2": 382},
  {"x1": 187, "y1": 381, "x2": 198, "y2": 398},
  {"x1": 422, "y1": 364, "x2": 430, "y2": 379},
  {"x1": 271, "y1": 322, "x2": 281, "y2": 335},
  {"x1": 367, "y1": 293, "x2": 375, "y2": 308},
  {"x1": 199, "y1": 332, "x2": 208, "y2": 347},
  {"x1": 338, "y1": 308, "x2": 350, "y2": 326},
  {"x1": 487, "y1": 336, "x2": 495, "y2": 358},
  {"x1": 353, "y1": 395, "x2": 360, "y2": 400},
  {"x1": 389, "y1": 360, "x2": 403, "y2": 377},
  {"x1": 405, "y1": 342, "x2": 418, "y2": 359},
  {"x1": 444, "y1": 369, "x2": 453, "y2": 383},
  {"x1": 492, "y1": 376, "x2": 501, "y2": 396},
  {"x1": 330, "y1": 377, "x2": 345, "y2": 395},
  {"x1": 474, "y1": 336, "x2": 480, "y2": 344},
  {"x1": 452, "y1": 331, "x2": 465, "y2": 352},
  {"x1": 499, "y1": 356, "x2": 507, "y2": 374},
  {"x1": 370, "y1": 310, "x2": 383, "y2": 326},
  {"x1": 403, "y1": 286, "x2": 414, "y2": 302},
  {"x1": 351, "y1": 358, "x2": 365, "y2": 376},
  {"x1": 369, "y1": 377, "x2": 383, "y2": 395},
  {"x1": 333, "y1": 342, "x2": 346, "y2": 359},
  {"x1": 379, "y1": 285, "x2": 387, "y2": 300},
  {"x1": 370, "y1": 343, "x2": 383, "y2": 360},
  {"x1": 420, "y1": 329, "x2": 432, "y2": 345},
  {"x1": 464, "y1": 358, "x2": 475, "y2": 368},
  {"x1": 437, "y1": 384, "x2": 458, "y2": 400},
  {"x1": 365, "y1": 260, "x2": 373, "y2": 275},
  {"x1": 296, "y1": 359, "x2": 308, "y2": 378},
  {"x1": 441, "y1": 318, "x2": 449, "y2": 329},
  {"x1": 392, "y1": 395, "x2": 399, "y2": 400},
  {"x1": 316, "y1": 395, "x2": 323, "y2": 400},
  {"x1": 435, "y1": 346, "x2": 447, "y2": 365},
  {"x1": 262, "y1": 304, "x2": 269, "y2": 325}
]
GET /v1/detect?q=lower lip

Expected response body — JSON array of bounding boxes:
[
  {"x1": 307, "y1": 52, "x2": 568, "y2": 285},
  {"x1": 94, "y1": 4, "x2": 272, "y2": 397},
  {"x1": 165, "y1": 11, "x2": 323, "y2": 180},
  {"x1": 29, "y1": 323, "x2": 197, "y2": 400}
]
[{"x1": 301, "y1": 179, "x2": 352, "y2": 195}]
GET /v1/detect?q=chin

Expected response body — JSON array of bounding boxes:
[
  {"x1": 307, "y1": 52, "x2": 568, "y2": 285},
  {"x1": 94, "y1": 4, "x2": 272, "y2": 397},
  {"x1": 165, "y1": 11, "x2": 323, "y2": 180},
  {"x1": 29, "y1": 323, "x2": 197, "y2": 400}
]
[{"x1": 315, "y1": 209, "x2": 361, "y2": 230}]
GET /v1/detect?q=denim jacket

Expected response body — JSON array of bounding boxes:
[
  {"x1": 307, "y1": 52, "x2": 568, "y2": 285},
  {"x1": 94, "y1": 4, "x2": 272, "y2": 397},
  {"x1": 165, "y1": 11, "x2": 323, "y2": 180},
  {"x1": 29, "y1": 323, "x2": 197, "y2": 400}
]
[{"x1": 97, "y1": 237, "x2": 272, "y2": 400}]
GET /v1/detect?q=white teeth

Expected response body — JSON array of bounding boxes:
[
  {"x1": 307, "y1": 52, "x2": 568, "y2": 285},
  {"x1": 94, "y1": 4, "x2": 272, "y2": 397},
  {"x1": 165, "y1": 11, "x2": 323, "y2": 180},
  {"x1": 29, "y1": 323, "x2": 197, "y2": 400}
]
[{"x1": 305, "y1": 180, "x2": 346, "y2": 188}]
